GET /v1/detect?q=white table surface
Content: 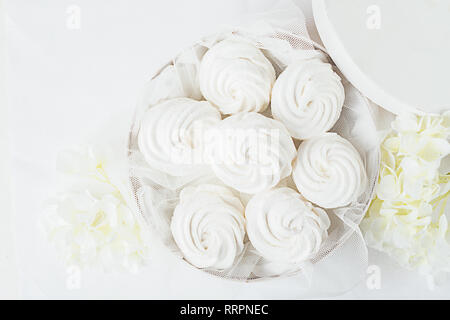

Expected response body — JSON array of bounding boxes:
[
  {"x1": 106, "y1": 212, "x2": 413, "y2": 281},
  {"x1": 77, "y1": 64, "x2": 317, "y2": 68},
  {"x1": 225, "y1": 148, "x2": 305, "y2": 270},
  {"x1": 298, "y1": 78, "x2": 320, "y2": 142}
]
[{"x1": 2, "y1": 0, "x2": 450, "y2": 299}]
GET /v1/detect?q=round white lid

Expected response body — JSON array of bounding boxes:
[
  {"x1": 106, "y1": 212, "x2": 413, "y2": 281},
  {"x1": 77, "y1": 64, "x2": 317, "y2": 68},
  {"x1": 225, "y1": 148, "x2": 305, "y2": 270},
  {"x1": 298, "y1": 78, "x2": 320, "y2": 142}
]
[{"x1": 312, "y1": 0, "x2": 450, "y2": 115}]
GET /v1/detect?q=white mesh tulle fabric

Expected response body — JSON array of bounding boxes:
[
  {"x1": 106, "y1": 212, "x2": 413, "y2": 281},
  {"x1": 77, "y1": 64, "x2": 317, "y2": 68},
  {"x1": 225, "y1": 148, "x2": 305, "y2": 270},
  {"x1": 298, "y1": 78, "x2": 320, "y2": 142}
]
[{"x1": 128, "y1": 3, "x2": 379, "y2": 285}]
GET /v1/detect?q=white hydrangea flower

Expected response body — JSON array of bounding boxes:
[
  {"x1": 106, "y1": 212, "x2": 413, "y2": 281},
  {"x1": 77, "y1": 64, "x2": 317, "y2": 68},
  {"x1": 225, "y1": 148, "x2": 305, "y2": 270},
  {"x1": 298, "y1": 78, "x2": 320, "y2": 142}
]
[
  {"x1": 362, "y1": 111, "x2": 450, "y2": 279},
  {"x1": 42, "y1": 146, "x2": 150, "y2": 273}
]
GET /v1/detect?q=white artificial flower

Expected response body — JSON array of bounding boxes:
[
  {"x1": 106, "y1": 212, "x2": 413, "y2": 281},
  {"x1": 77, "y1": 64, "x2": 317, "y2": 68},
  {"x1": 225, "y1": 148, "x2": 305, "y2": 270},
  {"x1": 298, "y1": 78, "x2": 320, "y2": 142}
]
[
  {"x1": 362, "y1": 112, "x2": 450, "y2": 279},
  {"x1": 43, "y1": 145, "x2": 150, "y2": 273}
]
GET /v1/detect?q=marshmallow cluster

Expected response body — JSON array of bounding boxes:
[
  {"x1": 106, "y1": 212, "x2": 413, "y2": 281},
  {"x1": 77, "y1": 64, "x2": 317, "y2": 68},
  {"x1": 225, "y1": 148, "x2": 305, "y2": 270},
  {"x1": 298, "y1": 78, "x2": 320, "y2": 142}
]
[{"x1": 138, "y1": 38, "x2": 367, "y2": 273}]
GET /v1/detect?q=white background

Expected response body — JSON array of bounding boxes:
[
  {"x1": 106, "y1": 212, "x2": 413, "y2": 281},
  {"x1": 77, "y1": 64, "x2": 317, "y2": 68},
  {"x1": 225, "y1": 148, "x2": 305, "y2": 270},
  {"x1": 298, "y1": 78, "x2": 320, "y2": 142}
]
[{"x1": 2, "y1": 0, "x2": 450, "y2": 299}]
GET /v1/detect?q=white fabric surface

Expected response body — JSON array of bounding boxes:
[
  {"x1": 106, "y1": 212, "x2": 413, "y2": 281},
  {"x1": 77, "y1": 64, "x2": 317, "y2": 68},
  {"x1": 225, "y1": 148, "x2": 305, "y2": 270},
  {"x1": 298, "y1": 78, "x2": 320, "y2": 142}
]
[{"x1": 3, "y1": 0, "x2": 450, "y2": 299}]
